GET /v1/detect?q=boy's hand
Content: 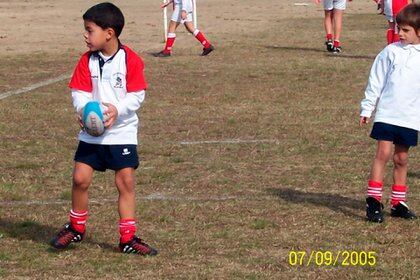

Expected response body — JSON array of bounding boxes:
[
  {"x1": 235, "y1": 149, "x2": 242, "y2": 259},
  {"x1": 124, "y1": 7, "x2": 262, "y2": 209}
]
[
  {"x1": 181, "y1": 10, "x2": 187, "y2": 20},
  {"x1": 314, "y1": 0, "x2": 321, "y2": 4},
  {"x1": 359, "y1": 116, "x2": 370, "y2": 126},
  {"x1": 102, "y1": 102, "x2": 118, "y2": 128}
]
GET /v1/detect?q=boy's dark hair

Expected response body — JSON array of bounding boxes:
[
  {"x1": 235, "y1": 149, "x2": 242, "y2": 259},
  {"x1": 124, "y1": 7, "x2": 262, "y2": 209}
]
[
  {"x1": 83, "y1": 2, "x2": 125, "y2": 37},
  {"x1": 396, "y1": 3, "x2": 420, "y2": 31}
]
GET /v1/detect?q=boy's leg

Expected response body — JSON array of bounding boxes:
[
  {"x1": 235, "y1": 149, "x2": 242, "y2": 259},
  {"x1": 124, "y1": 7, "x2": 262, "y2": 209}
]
[
  {"x1": 324, "y1": 10, "x2": 334, "y2": 39},
  {"x1": 50, "y1": 162, "x2": 93, "y2": 248},
  {"x1": 115, "y1": 167, "x2": 158, "y2": 255},
  {"x1": 155, "y1": 21, "x2": 179, "y2": 57},
  {"x1": 387, "y1": 21, "x2": 395, "y2": 44},
  {"x1": 115, "y1": 167, "x2": 136, "y2": 221},
  {"x1": 390, "y1": 144, "x2": 417, "y2": 219},
  {"x1": 323, "y1": 10, "x2": 334, "y2": 51},
  {"x1": 332, "y1": 9, "x2": 343, "y2": 51},
  {"x1": 184, "y1": 21, "x2": 214, "y2": 56},
  {"x1": 366, "y1": 140, "x2": 392, "y2": 222}
]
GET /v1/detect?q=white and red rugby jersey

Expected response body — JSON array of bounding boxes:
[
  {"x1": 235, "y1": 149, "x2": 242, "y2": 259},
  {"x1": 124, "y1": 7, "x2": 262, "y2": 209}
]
[{"x1": 69, "y1": 44, "x2": 147, "y2": 145}]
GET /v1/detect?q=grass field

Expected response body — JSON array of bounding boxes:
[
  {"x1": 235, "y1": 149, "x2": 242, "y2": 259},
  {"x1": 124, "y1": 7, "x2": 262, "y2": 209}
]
[{"x1": 0, "y1": 0, "x2": 419, "y2": 279}]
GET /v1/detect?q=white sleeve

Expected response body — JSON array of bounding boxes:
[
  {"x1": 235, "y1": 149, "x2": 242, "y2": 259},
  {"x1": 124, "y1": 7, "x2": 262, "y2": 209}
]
[
  {"x1": 360, "y1": 48, "x2": 391, "y2": 118},
  {"x1": 115, "y1": 90, "x2": 145, "y2": 117},
  {"x1": 71, "y1": 89, "x2": 92, "y2": 113}
]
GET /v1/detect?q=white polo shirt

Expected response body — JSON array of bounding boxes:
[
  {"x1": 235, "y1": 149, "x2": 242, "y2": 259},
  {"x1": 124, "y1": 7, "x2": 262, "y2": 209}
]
[
  {"x1": 69, "y1": 44, "x2": 147, "y2": 145},
  {"x1": 360, "y1": 42, "x2": 420, "y2": 131}
]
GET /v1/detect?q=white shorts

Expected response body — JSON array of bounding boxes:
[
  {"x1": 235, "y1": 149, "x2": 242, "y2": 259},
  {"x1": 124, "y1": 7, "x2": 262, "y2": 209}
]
[
  {"x1": 323, "y1": 0, "x2": 347, "y2": 11},
  {"x1": 171, "y1": 4, "x2": 193, "y2": 23}
]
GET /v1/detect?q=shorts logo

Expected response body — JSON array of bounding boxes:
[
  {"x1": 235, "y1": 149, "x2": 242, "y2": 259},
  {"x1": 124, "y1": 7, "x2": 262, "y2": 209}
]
[{"x1": 122, "y1": 148, "x2": 131, "y2": 156}]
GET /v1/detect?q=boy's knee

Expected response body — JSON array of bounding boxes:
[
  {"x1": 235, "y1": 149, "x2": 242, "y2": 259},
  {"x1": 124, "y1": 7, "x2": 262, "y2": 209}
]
[
  {"x1": 115, "y1": 173, "x2": 135, "y2": 192},
  {"x1": 73, "y1": 173, "x2": 90, "y2": 190},
  {"x1": 393, "y1": 153, "x2": 408, "y2": 167}
]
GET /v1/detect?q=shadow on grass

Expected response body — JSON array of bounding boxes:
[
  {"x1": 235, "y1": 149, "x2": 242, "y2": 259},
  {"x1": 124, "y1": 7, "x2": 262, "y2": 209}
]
[
  {"x1": 267, "y1": 187, "x2": 365, "y2": 219},
  {"x1": 265, "y1": 45, "x2": 376, "y2": 60},
  {"x1": 0, "y1": 218, "x2": 116, "y2": 252}
]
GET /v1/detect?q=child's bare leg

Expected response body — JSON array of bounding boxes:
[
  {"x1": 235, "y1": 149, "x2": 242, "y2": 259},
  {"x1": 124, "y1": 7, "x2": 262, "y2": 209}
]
[
  {"x1": 393, "y1": 144, "x2": 409, "y2": 186},
  {"x1": 332, "y1": 9, "x2": 343, "y2": 42},
  {"x1": 168, "y1": 20, "x2": 180, "y2": 33},
  {"x1": 115, "y1": 167, "x2": 136, "y2": 219},
  {"x1": 324, "y1": 10, "x2": 334, "y2": 36},
  {"x1": 184, "y1": 21, "x2": 195, "y2": 33},
  {"x1": 72, "y1": 162, "x2": 94, "y2": 211},
  {"x1": 370, "y1": 140, "x2": 393, "y2": 182}
]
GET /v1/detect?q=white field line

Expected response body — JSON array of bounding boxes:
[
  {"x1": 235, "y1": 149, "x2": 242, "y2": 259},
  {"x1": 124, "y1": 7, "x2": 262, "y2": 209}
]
[
  {"x1": 0, "y1": 194, "x2": 274, "y2": 207},
  {"x1": 0, "y1": 73, "x2": 71, "y2": 100},
  {"x1": 180, "y1": 139, "x2": 279, "y2": 145}
]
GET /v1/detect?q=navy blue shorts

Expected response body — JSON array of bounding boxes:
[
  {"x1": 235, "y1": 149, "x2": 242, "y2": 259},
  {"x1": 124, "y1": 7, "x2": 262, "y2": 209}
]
[
  {"x1": 74, "y1": 141, "x2": 139, "y2": 172},
  {"x1": 370, "y1": 122, "x2": 418, "y2": 147}
]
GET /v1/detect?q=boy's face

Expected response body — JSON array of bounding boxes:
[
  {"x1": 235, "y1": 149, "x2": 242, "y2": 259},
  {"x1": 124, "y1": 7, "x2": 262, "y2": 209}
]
[
  {"x1": 83, "y1": 20, "x2": 113, "y2": 51},
  {"x1": 398, "y1": 24, "x2": 420, "y2": 45}
]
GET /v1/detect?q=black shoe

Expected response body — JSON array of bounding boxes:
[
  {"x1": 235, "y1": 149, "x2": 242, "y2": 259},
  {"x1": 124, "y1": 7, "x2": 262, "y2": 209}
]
[
  {"x1": 201, "y1": 45, "x2": 214, "y2": 56},
  {"x1": 391, "y1": 202, "x2": 417, "y2": 219},
  {"x1": 50, "y1": 223, "x2": 84, "y2": 249},
  {"x1": 153, "y1": 51, "x2": 171, "y2": 57},
  {"x1": 119, "y1": 236, "x2": 158, "y2": 256},
  {"x1": 332, "y1": 46, "x2": 342, "y2": 54},
  {"x1": 325, "y1": 39, "x2": 334, "y2": 52},
  {"x1": 366, "y1": 197, "x2": 384, "y2": 223}
]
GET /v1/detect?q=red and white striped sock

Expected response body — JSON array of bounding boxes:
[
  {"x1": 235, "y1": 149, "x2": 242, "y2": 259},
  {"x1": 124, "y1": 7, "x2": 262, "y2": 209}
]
[
  {"x1": 164, "y1": 33, "x2": 176, "y2": 54},
  {"x1": 391, "y1": 185, "x2": 407, "y2": 206},
  {"x1": 366, "y1": 180, "x2": 383, "y2": 202},
  {"x1": 119, "y1": 218, "x2": 136, "y2": 244},
  {"x1": 193, "y1": 29, "x2": 211, "y2": 48},
  {"x1": 386, "y1": 29, "x2": 394, "y2": 44},
  {"x1": 69, "y1": 209, "x2": 87, "y2": 233},
  {"x1": 326, "y1": 33, "x2": 333, "y2": 41},
  {"x1": 333, "y1": 40, "x2": 340, "y2": 48}
]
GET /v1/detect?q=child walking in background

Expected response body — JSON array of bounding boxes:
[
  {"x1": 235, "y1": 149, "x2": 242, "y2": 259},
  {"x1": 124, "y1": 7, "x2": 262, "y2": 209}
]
[
  {"x1": 315, "y1": 0, "x2": 352, "y2": 53},
  {"x1": 379, "y1": 0, "x2": 411, "y2": 44},
  {"x1": 154, "y1": 0, "x2": 214, "y2": 57},
  {"x1": 360, "y1": 3, "x2": 420, "y2": 223},
  {"x1": 50, "y1": 2, "x2": 157, "y2": 255}
]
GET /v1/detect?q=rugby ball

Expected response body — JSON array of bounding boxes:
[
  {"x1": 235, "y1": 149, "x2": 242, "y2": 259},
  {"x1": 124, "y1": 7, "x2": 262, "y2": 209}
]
[{"x1": 82, "y1": 101, "x2": 105, "y2": 137}]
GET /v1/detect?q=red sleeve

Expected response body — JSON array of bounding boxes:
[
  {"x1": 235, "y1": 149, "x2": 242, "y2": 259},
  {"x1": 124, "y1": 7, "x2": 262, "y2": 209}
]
[
  {"x1": 124, "y1": 46, "x2": 148, "y2": 92},
  {"x1": 68, "y1": 52, "x2": 92, "y2": 92}
]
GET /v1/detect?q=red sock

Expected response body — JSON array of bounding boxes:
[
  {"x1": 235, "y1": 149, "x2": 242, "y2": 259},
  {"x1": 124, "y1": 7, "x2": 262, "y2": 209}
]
[
  {"x1": 193, "y1": 29, "x2": 211, "y2": 48},
  {"x1": 333, "y1": 40, "x2": 340, "y2": 48},
  {"x1": 391, "y1": 185, "x2": 407, "y2": 206},
  {"x1": 386, "y1": 29, "x2": 394, "y2": 44},
  {"x1": 119, "y1": 218, "x2": 136, "y2": 244},
  {"x1": 326, "y1": 34, "x2": 333, "y2": 40},
  {"x1": 69, "y1": 209, "x2": 87, "y2": 233},
  {"x1": 392, "y1": 32, "x2": 400, "y2": 43},
  {"x1": 164, "y1": 33, "x2": 176, "y2": 54},
  {"x1": 366, "y1": 180, "x2": 383, "y2": 202}
]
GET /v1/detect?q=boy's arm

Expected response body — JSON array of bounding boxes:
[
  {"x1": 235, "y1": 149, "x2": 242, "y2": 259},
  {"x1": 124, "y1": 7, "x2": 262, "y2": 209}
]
[
  {"x1": 71, "y1": 90, "x2": 92, "y2": 113},
  {"x1": 360, "y1": 49, "x2": 391, "y2": 120},
  {"x1": 115, "y1": 90, "x2": 145, "y2": 118}
]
